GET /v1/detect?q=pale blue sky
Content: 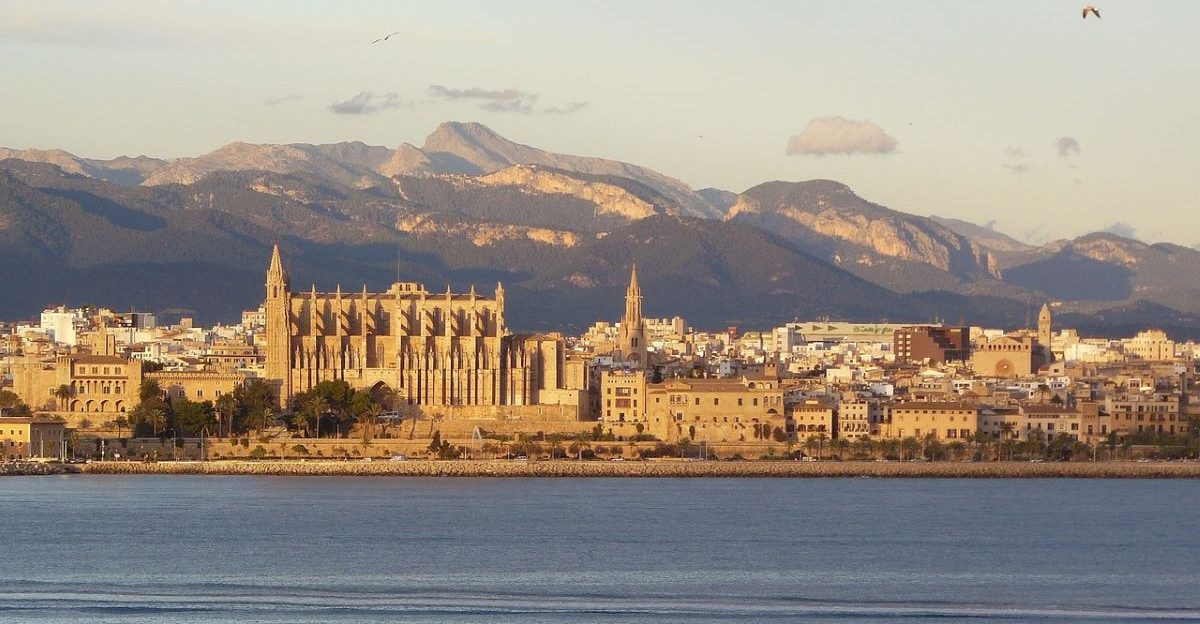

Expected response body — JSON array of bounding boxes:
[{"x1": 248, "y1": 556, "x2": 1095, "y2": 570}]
[{"x1": 3, "y1": 0, "x2": 1198, "y2": 245}]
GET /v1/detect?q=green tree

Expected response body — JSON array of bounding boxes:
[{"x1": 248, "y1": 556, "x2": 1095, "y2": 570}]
[
  {"x1": 999, "y1": 422, "x2": 1017, "y2": 460},
  {"x1": 900, "y1": 436, "x2": 921, "y2": 460},
  {"x1": 173, "y1": 398, "x2": 216, "y2": 437},
  {"x1": 138, "y1": 379, "x2": 162, "y2": 402},
  {"x1": 54, "y1": 384, "x2": 74, "y2": 410},
  {"x1": 143, "y1": 406, "x2": 166, "y2": 437},
  {"x1": 572, "y1": 431, "x2": 591, "y2": 460},
  {"x1": 1105, "y1": 431, "x2": 1120, "y2": 460},
  {"x1": 114, "y1": 415, "x2": 129, "y2": 439},
  {"x1": 215, "y1": 393, "x2": 238, "y2": 438},
  {"x1": 0, "y1": 390, "x2": 32, "y2": 417},
  {"x1": 831, "y1": 437, "x2": 849, "y2": 459},
  {"x1": 1026, "y1": 429, "x2": 1048, "y2": 459},
  {"x1": 232, "y1": 379, "x2": 275, "y2": 435}
]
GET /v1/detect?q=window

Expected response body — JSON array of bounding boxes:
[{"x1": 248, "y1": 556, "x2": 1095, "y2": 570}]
[
  {"x1": 738, "y1": 398, "x2": 743, "y2": 406},
  {"x1": 197, "y1": 390, "x2": 203, "y2": 398},
  {"x1": 713, "y1": 398, "x2": 719, "y2": 406}
]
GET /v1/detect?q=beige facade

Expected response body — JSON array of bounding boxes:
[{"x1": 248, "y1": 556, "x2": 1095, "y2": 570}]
[
  {"x1": 886, "y1": 401, "x2": 980, "y2": 441},
  {"x1": 971, "y1": 335, "x2": 1037, "y2": 378},
  {"x1": 0, "y1": 417, "x2": 66, "y2": 460},
  {"x1": 150, "y1": 371, "x2": 248, "y2": 403},
  {"x1": 205, "y1": 342, "x2": 262, "y2": 371},
  {"x1": 263, "y1": 245, "x2": 566, "y2": 412},
  {"x1": 1123, "y1": 330, "x2": 1175, "y2": 362},
  {"x1": 792, "y1": 399, "x2": 835, "y2": 437},
  {"x1": 647, "y1": 378, "x2": 786, "y2": 443},
  {"x1": 599, "y1": 370, "x2": 646, "y2": 424},
  {"x1": 838, "y1": 399, "x2": 884, "y2": 440},
  {"x1": 1106, "y1": 394, "x2": 1184, "y2": 436},
  {"x1": 599, "y1": 372, "x2": 788, "y2": 443},
  {"x1": 12, "y1": 354, "x2": 141, "y2": 417},
  {"x1": 1019, "y1": 404, "x2": 1083, "y2": 440}
]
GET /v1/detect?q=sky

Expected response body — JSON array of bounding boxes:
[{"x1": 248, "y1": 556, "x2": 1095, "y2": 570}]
[{"x1": 2, "y1": 0, "x2": 1199, "y2": 246}]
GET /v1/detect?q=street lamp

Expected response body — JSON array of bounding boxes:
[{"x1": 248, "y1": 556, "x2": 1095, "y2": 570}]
[{"x1": 200, "y1": 426, "x2": 210, "y2": 463}]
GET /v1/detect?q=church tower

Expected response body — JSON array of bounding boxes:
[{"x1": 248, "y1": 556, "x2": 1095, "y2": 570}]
[
  {"x1": 265, "y1": 244, "x2": 292, "y2": 405},
  {"x1": 616, "y1": 264, "x2": 648, "y2": 367},
  {"x1": 1037, "y1": 303, "x2": 1054, "y2": 364}
]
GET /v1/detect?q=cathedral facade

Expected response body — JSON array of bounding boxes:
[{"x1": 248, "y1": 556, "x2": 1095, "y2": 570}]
[{"x1": 263, "y1": 246, "x2": 563, "y2": 411}]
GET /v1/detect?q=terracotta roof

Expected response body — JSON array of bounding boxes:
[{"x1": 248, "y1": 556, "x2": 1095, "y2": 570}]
[
  {"x1": 892, "y1": 401, "x2": 980, "y2": 411},
  {"x1": 72, "y1": 355, "x2": 128, "y2": 364}
]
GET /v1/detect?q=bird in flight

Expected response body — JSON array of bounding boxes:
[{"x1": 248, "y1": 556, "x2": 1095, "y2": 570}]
[
  {"x1": 372, "y1": 31, "x2": 400, "y2": 44},
  {"x1": 1081, "y1": 5, "x2": 1101, "y2": 19}
]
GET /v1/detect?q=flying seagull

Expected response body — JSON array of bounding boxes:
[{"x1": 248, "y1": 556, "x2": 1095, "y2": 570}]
[
  {"x1": 1082, "y1": 5, "x2": 1101, "y2": 19},
  {"x1": 372, "y1": 31, "x2": 400, "y2": 44}
]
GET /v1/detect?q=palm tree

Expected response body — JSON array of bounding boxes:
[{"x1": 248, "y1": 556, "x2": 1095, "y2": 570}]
[
  {"x1": 114, "y1": 415, "x2": 128, "y2": 439},
  {"x1": 362, "y1": 403, "x2": 383, "y2": 440},
  {"x1": 54, "y1": 384, "x2": 74, "y2": 411},
  {"x1": 804, "y1": 434, "x2": 820, "y2": 459},
  {"x1": 249, "y1": 405, "x2": 274, "y2": 434},
  {"x1": 572, "y1": 431, "x2": 591, "y2": 460},
  {"x1": 383, "y1": 388, "x2": 402, "y2": 411},
  {"x1": 830, "y1": 437, "x2": 849, "y2": 460},
  {"x1": 816, "y1": 431, "x2": 829, "y2": 460},
  {"x1": 145, "y1": 407, "x2": 166, "y2": 437},
  {"x1": 855, "y1": 435, "x2": 874, "y2": 460},
  {"x1": 1026, "y1": 429, "x2": 1048, "y2": 460},
  {"x1": 999, "y1": 422, "x2": 1017, "y2": 460},
  {"x1": 139, "y1": 379, "x2": 162, "y2": 402},
  {"x1": 1105, "y1": 431, "x2": 1120, "y2": 460},
  {"x1": 215, "y1": 394, "x2": 238, "y2": 438}
]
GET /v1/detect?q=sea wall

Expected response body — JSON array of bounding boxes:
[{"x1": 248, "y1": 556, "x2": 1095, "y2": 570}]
[
  {"x1": 78, "y1": 460, "x2": 1200, "y2": 478},
  {"x1": 1, "y1": 462, "x2": 79, "y2": 476}
]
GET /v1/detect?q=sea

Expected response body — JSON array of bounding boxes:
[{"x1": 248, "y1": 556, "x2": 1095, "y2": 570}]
[{"x1": 0, "y1": 476, "x2": 1197, "y2": 623}]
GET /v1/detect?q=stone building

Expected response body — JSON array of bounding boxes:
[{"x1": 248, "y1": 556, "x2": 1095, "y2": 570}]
[
  {"x1": 791, "y1": 399, "x2": 835, "y2": 437},
  {"x1": 0, "y1": 417, "x2": 66, "y2": 460},
  {"x1": 1123, "y1": 330, "x2": 1175, "y2": 362},
  {"x1": 971, "y1": 335, "x2": 1038, "y2": 378},
  {"x1": 150, "y1": 371, "x2": 248, "y2": 403},
  {"x1": 12, "y1": 354, "x2": 142, "y2": 420},
  {"x1": 885, "y1": 401, "x2": 980, "y2": 441},
  {"x1": 598, "y1": 371, "x2": 788, "y2": 443},
  {"x1": 262, "y1": 245, "x2": 569, "y2": 414}
]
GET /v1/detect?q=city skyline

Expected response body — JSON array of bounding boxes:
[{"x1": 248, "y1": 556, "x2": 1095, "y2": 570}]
[{"x1": 3, "y1": 1, "x2": 1199, "y2": 245}]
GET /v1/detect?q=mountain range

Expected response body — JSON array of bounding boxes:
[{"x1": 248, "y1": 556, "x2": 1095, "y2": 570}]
[{"x1": 2, "y1": 121, "x2": 1198, "y2": 337}]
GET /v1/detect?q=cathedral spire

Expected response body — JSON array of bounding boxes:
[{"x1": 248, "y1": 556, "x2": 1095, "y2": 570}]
[
  {"x1": 266, "y1": 243, "x2": 290, "y2": 297},
  {"x1": 623, "y1": 263, "x2": 643, "y2": 327},
  {"x1": 616, "y1": 263, "x2": 647, "y2": 367}
]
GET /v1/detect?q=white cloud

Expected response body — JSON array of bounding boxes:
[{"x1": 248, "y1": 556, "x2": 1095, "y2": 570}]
[{"x1": 786, "y1": 116, "x2": 897, "y2": 156}]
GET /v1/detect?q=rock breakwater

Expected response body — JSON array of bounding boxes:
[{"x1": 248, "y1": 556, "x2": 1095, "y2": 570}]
[{"x1": 78, "y1": 460, "x2": 1200, "y2": 478}]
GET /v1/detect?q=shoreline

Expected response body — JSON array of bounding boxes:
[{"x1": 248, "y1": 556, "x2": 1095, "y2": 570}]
[{"x1": 67, "y1": 459, "x2": 1200, "y2": 478}]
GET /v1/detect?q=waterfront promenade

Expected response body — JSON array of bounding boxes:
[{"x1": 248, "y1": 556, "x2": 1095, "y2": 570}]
[{"x1": 73, "y1": 459, "x2": 1200, "y2": 478}]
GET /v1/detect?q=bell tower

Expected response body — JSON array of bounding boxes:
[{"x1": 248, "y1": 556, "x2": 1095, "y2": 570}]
[
  {"x1": 265, "y1": 244, "x2": 292, "y2": 404},
  {"x1": 616, "y1": 264, "x2": 647, "y2": 367},
  {"x1": 1037, "y1": 303, "x2": 1054, "y2": 364}
]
